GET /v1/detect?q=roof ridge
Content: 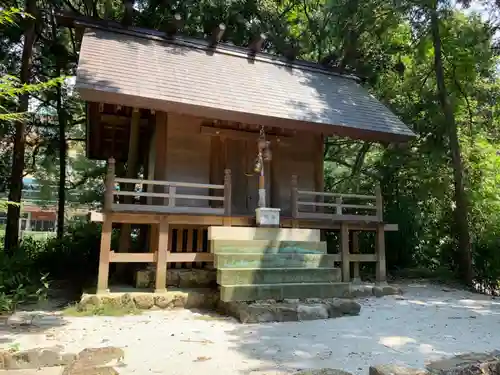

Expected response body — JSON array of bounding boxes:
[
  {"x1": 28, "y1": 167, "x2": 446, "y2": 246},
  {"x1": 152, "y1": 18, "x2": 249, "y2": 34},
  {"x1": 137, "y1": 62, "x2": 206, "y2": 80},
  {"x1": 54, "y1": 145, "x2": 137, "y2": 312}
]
[{"x1": 65, "y1": 14, "x2": 360, "y2": 82}]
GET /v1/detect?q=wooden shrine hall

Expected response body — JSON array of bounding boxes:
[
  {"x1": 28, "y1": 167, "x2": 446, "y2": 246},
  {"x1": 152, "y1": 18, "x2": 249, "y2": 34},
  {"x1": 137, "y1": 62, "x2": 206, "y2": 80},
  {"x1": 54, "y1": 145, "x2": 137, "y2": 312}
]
[{"x1": 60, "y1": 13, "x2": 415, "y2": 301}]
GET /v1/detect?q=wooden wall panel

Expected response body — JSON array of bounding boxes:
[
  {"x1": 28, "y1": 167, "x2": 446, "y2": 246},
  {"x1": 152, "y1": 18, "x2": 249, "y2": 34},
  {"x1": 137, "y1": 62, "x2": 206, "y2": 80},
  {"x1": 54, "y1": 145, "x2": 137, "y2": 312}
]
[
  {"x1": 152, "y1": 113, "x2": 321, "y2": 214},
  {"x1": 165, "y1": 113, "x2": 210, "y2": 207},
  {"x1": 272, "y1": 132, "x2": 316, "y2": 215},
  {"x1": 226, "y1": 138, "x2": 248, "y2": 214}
]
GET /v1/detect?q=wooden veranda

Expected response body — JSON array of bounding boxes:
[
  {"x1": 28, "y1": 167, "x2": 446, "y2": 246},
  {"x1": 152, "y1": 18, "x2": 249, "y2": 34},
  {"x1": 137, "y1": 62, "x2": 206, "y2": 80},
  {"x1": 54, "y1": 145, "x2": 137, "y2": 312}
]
[{"x1": 91, "y1": 157, "x2": 396, "y2": 294}]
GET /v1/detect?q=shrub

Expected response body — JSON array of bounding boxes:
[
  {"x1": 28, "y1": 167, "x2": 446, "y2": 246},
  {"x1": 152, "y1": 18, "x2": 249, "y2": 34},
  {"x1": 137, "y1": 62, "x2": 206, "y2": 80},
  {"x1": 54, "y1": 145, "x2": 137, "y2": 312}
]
[{"x1": 0, "y1": 248, "x2": 49, "y2": 312}]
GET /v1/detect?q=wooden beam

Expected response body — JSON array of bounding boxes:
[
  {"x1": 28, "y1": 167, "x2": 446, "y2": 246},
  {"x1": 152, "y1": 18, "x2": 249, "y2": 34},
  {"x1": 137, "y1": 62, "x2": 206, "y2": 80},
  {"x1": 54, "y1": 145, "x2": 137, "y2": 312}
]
[
  {"x1": 200, "y1": 126, "x2": 290, "y2": 145},
  {"x1": 100, "y1": 114, "x2": 149, "y2": 127},
  {"x1": 166, "y1": 252, "x2": 213, "y2": 263},
  {"x1": 166, "y1": 13, "x2": 182, "y2": 36},
  {"x1": 109, "y1": 251, "x2": 156, "y2": 263},
  {"x1": 249, "y1": 33, "x2": 266, "y2": 54},
  {"x1": 210, "y1": 23, "x2": 226, "y2": 46}
]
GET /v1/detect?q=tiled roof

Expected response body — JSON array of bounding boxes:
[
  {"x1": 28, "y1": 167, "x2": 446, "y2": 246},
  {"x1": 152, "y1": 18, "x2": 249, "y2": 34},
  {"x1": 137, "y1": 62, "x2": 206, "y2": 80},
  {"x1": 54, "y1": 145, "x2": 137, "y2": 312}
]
[{"x1": 76, "y1": 27, "x2": 415, "y2": 141}]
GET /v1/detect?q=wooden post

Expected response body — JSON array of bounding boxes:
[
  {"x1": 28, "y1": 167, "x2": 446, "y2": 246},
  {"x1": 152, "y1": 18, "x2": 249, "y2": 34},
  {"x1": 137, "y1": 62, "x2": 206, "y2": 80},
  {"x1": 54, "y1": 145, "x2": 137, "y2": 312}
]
[
  {"x1": 96, "y1": 217, "x2": 112, "y2": 294},
  {"x1": 336, "y1": 196, "x2": 342, "y2": 215},
  {"x1": 375, "y1": 183, "x2": 383, "y2": 221},
  {"x1": 224, "y1": 169, "x2": 232, "y2": 216},
  {"x1": 155, "y1": 218, "x2": 169, "y2": 293},
  {"x1": 118, "y1": 109, "x2": 141, "y2": 257},
  {"x1": 168, "y1": 185, "x2": 176, "y2": 207},
  {"x1": 352, "y1": 231, "x2": 360, "y2": 283},
  {"x1": 314, "y1": 134, "x2": 324, "y2": 213},
  {"x1": 97, "y1": 157, "x2": 115, "y2": 294},
  {"x1": 223, "y1": 169, "x2": 232, "y2": 226},
  {"x1": 291, "y1": 175, "x2": 298, "y2": 227},
  {"x1": 104, "y1": 157, "x2": 116, "y2": 211},
  {"x1": 340, "y1": 222, "x2": 350, "y2": 282},
  {"x1": 375, "y1": 223, "x2": 387, "y2": 283},
  {"x1": 209, "y1": 136, "x2": 224, "y2": 208}
]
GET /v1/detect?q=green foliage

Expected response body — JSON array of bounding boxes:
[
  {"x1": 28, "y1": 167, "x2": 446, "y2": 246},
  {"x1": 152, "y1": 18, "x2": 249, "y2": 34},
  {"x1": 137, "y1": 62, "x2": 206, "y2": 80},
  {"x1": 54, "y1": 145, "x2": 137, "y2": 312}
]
[
  {"x1": 27, "y1": 222, "x2": 109, "y2": 285},
  {"x1": 0, "y1": 247, "x2": 49, "y2": 312}
]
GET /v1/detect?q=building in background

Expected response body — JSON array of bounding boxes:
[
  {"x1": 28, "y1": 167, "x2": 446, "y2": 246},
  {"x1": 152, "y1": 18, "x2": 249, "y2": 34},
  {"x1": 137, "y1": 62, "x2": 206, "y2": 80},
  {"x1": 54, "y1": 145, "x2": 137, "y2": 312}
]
[{"x1": 0, "y1": 176, "x2": 87, "y2": 237}]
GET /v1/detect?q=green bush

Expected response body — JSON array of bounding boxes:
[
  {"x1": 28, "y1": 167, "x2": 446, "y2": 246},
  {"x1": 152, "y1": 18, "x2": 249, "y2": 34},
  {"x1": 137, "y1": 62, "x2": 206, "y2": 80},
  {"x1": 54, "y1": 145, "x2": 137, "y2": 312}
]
[
  {"x1": 28, "y1": 222, "x2": 106, "y2": 285},
  {"x1": 0, "y1": 248, "x2": 49, "y2": 312}
]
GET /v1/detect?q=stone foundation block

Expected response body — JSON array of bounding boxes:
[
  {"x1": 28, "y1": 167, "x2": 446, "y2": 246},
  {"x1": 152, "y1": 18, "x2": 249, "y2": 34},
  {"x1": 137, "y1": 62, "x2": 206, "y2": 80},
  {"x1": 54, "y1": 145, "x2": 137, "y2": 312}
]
[
  {"x1": 79, "y1": 289, "x2": 218, "y2": 311},
  {"x1": 0, "y1": 347, "x2": 75, "y2": 370},
  {"x1": 370, "y1": 364, "x2": 427, "y2": 375},
  {"x1": 426, "y1": 351, "x2": 500, "y2": 375},
  {"x1": 135, "y1": 268, "x2": 216, "y2": 289},
  {"x1": 220, "y1": 298, "x2": 361, "y2": 323},
  {"x1": 295, "y1": 369, "x2": 353, "y2": 375},
  {"x1": 373, "y1": 285, "x2": 403, "y2": 297}
]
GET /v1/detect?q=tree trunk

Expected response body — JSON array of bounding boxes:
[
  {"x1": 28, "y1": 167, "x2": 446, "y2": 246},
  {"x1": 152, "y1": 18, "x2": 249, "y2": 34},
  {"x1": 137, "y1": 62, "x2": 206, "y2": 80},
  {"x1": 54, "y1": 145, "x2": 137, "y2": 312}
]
[
  {"x1": 56, "y1": 76, "x2": 66, "y2": 241},
  {"x1": 4, "y1": 0, "x2": 37, "y2": 255},
  {"x1": 430, "y1": 8, "x2": 473, "y2": 286}
]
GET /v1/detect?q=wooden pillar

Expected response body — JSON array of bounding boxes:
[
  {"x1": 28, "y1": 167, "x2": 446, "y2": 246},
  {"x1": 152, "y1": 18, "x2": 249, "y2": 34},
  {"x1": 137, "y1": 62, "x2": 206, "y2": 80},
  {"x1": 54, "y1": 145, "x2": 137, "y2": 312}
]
[
  {"x1": 352, "y1": 231, "x2": 360, "y2": 282},
  {"x1": 340, "y1": 222, "x2": 350, "y2": 282},
  {"x1": 210, "y1": 136, "x2": 224, "y2": 208},
  {"x1": 97, "y1": 158, "x2": 115, "y2": 294},
  {"x1": 223, "y1": 169, "x2": 232, "y2": 226},
  {"x1": 376, "y1": 223, "x2": 386, "y2": 283},
  {"x1": 375, "y1": 184, "x2": 386, "y2": 282},
  {"x1": 154, "y1": 112, "x2": 168, "y2": 204},
  {"x1": 155, "y1": 218, "x2": 169, "y2": 293},
  {"x1": 291, "y1": 175, "x2": 298, "y2": 228},
  {"x1": 314, "y1": 134, "x2": 324, "y2": 212},
  {"x1": 118, "y1": 108, "x2": 141, "y2": 255}
]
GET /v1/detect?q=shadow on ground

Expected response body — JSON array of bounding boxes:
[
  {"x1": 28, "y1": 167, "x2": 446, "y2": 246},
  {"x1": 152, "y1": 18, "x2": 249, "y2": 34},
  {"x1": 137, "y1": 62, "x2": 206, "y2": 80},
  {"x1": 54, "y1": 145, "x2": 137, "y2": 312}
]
[{"x1": 223, "y1": 282, "x2": 500, "y2": 374}]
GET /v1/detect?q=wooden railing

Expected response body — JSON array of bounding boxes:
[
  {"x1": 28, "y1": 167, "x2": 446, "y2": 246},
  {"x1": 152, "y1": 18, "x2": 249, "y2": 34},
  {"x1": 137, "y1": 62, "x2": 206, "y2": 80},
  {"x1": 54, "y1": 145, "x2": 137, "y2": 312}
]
[
  {"x1": 290, "y1": 175, "x2": 383, "y2": 222},
  {"x1": 103, "y1": 158, "x2": 232, "y2": 216}
]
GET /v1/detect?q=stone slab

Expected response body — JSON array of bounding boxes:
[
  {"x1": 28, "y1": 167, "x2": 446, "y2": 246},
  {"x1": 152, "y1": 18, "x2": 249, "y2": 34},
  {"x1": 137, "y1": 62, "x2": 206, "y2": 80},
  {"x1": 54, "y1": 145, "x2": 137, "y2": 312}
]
[
  {"x1": 211, "y1": 240, "x2": 327, "y2": 254},
  {"x1": 217, "y1": 267, "x2": 341, "y2": 285},
  {"x1": 0, "y1": 368, "x2": 63, "y2": 375},
  {"x1": 295, "y1": 370, "x2": 353, "y2": 375},
  {"x1": 208, "y1": 227, "x2": 320, "y2": 241},
  {"x1": 79, "y1": 288, "x2": 218, "y2": 311},
  {"x1": 219, "y1": 298, "x2": 361, "y2": 323},
  {"x1": 220, "y1": 282, "x2": 350, "y2": 302},
  {"x1": 370, "y1": 364, "x2": 427, "y2": 375},
  {"x1": 214, "y1": 253, "x2": 337, "y2": 268}
]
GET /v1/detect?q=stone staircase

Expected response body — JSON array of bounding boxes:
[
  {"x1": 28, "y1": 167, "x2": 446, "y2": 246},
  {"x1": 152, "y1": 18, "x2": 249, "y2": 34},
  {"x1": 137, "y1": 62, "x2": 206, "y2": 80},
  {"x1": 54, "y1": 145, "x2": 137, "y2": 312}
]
[{"x1": 209, "y1": 227, "x2": 349, "y2": 302}]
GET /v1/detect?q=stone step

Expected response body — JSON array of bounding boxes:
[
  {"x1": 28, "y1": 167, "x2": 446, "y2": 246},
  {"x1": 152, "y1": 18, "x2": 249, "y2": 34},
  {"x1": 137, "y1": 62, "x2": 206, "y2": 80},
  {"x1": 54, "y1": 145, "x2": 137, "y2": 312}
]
[
  {"x1": 214, "y1": 253, "x2": 337, "y2": 268},
  {"x1": 208, "y1": 227, "x2": 320, "y2": 242},
  {"x1": 217, "y1": 267, "x2": 341, "y2": 285},
  {"x1": 211, "y1": 240, "x2": 327, "y2": 254},
  {"x1": 220, "y1": 282, "x2": 350, "y2": 302}
]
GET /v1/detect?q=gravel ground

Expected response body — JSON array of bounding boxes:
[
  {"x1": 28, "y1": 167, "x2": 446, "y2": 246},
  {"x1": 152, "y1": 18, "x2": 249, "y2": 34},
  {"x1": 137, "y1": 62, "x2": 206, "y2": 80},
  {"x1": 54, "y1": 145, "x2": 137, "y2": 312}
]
[{"x1": 2, "y1": 282, "x2": 500, "y2": 375}]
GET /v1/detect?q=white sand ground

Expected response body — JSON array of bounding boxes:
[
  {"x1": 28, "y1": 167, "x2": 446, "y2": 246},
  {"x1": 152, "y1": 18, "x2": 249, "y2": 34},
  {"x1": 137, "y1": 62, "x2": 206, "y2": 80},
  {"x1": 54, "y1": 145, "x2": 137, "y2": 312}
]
[{"x1": 2, "y1": 282, "x2": 500, "y2": 375}]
